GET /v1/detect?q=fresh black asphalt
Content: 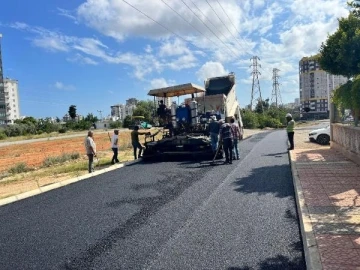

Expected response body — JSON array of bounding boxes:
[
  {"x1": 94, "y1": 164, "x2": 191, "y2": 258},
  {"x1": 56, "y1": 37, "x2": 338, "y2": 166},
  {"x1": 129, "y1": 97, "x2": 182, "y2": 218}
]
[{"x1": 0, "y1": 130, "x2": 305, "y2": 270}]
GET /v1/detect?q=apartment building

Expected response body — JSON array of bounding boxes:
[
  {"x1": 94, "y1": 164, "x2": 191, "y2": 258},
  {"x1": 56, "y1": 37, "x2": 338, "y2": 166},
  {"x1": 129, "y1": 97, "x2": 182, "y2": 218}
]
[
  {"x1": 111, "y1": 103, "x2": 136, "y2": 120},
  {"x1": 156, "y1": 97, "x2": 172, "y2": 108},
  {"x1": 4, "y1": 78, "x2": 20, "y2": 124},
  {"x1": 299, "y1": 56, "x2": 348, "y2": 118}
]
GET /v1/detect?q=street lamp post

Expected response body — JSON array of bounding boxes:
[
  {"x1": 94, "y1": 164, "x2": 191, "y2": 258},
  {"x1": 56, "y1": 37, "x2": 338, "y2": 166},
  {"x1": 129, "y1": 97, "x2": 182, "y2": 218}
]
[{"x1": 97, "y1": 110, "x2": 103, "y2": 121}]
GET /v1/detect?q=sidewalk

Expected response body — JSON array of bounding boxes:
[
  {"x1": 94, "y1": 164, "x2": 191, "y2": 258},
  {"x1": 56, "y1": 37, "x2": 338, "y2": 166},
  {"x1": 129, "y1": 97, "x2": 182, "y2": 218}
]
[{"x1": 290, "y1": 147, "x2": 360, "y2": 269}]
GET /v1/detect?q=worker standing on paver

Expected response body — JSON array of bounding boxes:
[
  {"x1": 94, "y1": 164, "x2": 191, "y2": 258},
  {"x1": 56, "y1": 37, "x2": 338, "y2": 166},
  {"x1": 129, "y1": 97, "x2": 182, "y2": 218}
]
[
  {"x1": 84, "y1": 131, "x2": 96, "y2": 173},
  {"x1": 286, "y1": 113, "x2": 295, "y2": 150},
  {"x1": 208, "y1": 116, "x2": 220, "y2": 153},
  {"x1": 219, "y1": 119, "x2": 234, "y2": 164},
  {"x1": 111, "y1": 130, "x2": 120, "y2": 164},
  {"x1": 131, "y1": 126, "x2": 151, "y2": 159}
]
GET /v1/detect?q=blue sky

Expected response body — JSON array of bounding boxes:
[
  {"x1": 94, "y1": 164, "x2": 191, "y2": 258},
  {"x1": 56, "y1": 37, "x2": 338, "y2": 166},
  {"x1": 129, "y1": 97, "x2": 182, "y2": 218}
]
[{"x1": 0, "y1": 0, "x2": 349, "y2": 118}]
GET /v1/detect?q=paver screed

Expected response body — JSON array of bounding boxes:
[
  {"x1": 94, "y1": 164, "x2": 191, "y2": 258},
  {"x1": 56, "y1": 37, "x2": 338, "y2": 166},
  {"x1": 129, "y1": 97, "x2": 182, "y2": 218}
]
[{"x1": 291, "y1": 148, "x2": 360, "y2": 269}]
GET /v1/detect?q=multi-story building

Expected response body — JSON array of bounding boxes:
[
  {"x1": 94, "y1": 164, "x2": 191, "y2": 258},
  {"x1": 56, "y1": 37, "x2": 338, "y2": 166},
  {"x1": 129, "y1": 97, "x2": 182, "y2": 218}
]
[
  {"x1": 299, "y1": 55, "x2": 348, "y2": 118},
  {"x1": 0, "y1": 34, "x2": 6, "y2": 125},
  {"x1": 111, "y1": 103, "x2": 136, "y2": 120},
  {"x1": 4, "y1": 78, "x2": 20, "y2": 124},
  {"x1": 126, "y1": 98, "x2": 138, "y2": 106},
  {"x1": 156, "y1": 97, "x2": 172, "y2": 108}
]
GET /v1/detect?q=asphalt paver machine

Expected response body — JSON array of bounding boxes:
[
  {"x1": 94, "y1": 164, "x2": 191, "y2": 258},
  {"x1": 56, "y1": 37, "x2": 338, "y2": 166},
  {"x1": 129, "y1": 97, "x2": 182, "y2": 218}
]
[
  {"x1": 143, "y1": 83, "x2": 216, "y2": 160},
  {"x1": 143, "y1": 73, "x2": 243, "y2": 161}
]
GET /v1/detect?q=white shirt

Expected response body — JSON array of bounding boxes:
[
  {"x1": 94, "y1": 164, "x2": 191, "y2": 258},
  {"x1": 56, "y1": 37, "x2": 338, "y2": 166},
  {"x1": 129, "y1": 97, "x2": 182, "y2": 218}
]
[
  {"x1": 111, "y1": 134, "x2": 119, "y2": 148},
  {"x1": 84, "y1": 136, "x2": 96, "y2": 155}
]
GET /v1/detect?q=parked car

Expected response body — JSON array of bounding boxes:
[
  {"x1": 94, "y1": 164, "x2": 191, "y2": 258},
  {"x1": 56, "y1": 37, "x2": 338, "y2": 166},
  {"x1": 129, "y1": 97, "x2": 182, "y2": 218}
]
[{"x1": 309, "y1": 126, "x2": 330, "y2": 145}]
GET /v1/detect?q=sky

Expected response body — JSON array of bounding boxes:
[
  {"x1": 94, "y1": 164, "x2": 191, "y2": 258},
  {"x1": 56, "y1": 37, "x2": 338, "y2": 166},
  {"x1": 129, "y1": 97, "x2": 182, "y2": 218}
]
[{"x1": 0, "y1": 0, "x2": 350, "y2": 119}]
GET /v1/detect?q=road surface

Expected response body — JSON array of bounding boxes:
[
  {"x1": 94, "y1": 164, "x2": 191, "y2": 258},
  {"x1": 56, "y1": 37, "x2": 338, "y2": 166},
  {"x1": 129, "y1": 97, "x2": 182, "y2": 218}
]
[{"x1": 0, "y1": 130, "x2": 305, "y2": 269}]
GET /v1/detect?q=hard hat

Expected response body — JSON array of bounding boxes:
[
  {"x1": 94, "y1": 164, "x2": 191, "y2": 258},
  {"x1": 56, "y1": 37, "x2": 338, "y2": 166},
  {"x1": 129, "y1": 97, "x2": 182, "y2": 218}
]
[
  {"x1": 210, "y1": 115, "x2": 216, "y2": 121},
  {"x1": 286, "y1": 113, "x2": 292, "y2": 118}
]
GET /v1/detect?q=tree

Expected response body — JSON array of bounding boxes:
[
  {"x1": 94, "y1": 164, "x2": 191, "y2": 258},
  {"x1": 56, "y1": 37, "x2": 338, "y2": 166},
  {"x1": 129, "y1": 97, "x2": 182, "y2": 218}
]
[
  {"x1": 349, "y1": 0, "x2": 360, "y2": 17},
  {"x1": 123, "y1": 115, "x2": 132, "y2": 128},
  {"x1": 132, "y1": 100, "x2": 156, "y2": 123},
  {"x1": 255, "y1": 98, "x2": 270, "y2": 114},
  {"x1": 84, "y1": 113, "x2": 98, "y2": 123},
  {"x1": 319, "y1": 14, "x2": 360, "y2": 78},
  {"x1": 333, "y1": 77, "x2": 360, "y2": 126},
  {"x1": 68, "y1": 105, "x2": 77, "y2": 120},
  {"x1": 319, "y1": 13, "x2": 360, "y2": 125}
]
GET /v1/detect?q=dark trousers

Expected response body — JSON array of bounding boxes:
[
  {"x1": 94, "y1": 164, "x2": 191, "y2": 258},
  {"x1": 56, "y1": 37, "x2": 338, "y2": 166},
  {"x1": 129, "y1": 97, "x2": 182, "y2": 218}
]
[
  {"x1": 223, "y1": 138, "x2": 233, "y2": 163},
  {"x1": 111, "y1": 148, "x2": 119, "y2": 163},
  {"x1": 132, "y1": 142, "x2": 143, "y2": 159},
  {"x1": 87, "y1": 154, "x2": 94, "y2": 173},
  {"x1": 287, "y1": 132, "x2": 294, "y2": 149}
]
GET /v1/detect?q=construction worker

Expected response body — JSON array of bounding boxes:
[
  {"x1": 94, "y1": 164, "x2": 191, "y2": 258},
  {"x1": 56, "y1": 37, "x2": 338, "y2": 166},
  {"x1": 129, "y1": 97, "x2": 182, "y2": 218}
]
[
  {"x1": 219, "y1": 119, "x2": 234, "y2": 164},
  {"x1": 131, "y1": 126, "x2": 150, "y2": 159},
  {"x1": 230, "y1": 117, "x2": 241, "y2": 160},
  {"x1": 286, "y1": 113, "x2": 295, "y2": 150},
  {"x1": 84, "y1": 131, "x2": 96, "y2": 173},
  {"x1": 208, "y1": 115, "x2": 220, "y2": 153}
]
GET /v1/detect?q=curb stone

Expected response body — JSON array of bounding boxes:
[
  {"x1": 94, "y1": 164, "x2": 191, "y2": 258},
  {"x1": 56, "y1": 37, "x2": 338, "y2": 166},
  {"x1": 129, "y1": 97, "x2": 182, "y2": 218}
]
[
  {"x1": 289, "y1": 151, "x2": 323, "y2": 270},
  {"x1": 0, "y1": 159, "x2": 141, "y2": 208}
]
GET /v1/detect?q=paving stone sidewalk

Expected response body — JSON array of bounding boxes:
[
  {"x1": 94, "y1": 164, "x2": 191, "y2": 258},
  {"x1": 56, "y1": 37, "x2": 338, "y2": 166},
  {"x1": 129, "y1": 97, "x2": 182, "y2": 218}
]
[{"x1": 290, "y1": 147, "x2": 360, "y2": 269}]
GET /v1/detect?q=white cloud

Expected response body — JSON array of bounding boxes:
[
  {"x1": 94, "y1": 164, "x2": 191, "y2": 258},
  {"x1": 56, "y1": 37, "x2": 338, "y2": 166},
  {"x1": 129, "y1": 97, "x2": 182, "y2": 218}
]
[
  {"x1": 144, "y1": 44, "x2": 152, "y2": 53},
  {"x1": 159, "y1": 38, "x2": 190, "y2": 57},
  {"x1": 196, "y1": 62, "x2": 229, "y2": 81},
  {"x1": 66, "y1": 53, "x2": 98, "y2": 65},
  {"x1": 57, "y1": 8, "x2": 79, "y2": 24},
  {"x1": 54, "y1": 81, "x2": 76, "y2": 91},
  {"x1": 150, "y1": 78, "x2": 170, "y2": 89}
]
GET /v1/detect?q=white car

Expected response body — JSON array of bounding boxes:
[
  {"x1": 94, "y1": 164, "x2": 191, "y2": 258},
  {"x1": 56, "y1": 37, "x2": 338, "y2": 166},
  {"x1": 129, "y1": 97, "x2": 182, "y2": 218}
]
[{"x1": 309, "y1": 126, "x2": 331, "y2": 145}]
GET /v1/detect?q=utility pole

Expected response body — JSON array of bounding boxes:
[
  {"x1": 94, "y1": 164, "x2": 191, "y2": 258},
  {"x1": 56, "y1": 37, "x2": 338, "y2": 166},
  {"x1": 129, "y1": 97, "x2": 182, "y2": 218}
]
[
  {"x1": 271, "y1": 68, "x2": 282, "y2": 107},
  {"x1": 97, "y1": 110, "x2": 103, "y2": 121},
  {"x1": 250, "y1": 56, "x2": 262, "y2": 111}
]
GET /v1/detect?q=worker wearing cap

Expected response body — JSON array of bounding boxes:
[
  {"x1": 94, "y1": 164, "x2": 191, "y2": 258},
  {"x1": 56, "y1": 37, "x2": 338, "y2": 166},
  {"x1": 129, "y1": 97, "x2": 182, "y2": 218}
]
[
  {"x1": 208, "y1": 115, "x2": 220, "y2": 152},
  {"x1": 219, "y1": 119, "x2": 234, "y2": 164},
  {"x1": 286, "y1": 113, "x2": 295, "y2": 150}
]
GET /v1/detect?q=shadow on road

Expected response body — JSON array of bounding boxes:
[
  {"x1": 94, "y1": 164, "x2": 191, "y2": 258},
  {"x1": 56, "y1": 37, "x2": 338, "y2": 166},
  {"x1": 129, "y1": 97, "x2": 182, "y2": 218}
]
[
  {"x1": 227, "y1": 253, "x2": 305, "y2": 270},
  {"x1": 233, "y1": 164, "x2": 295, "y2": 199}
]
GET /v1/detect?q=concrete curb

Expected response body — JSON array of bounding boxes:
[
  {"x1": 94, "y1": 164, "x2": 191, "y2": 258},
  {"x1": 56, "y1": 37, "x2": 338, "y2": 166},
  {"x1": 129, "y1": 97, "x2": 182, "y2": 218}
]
[
  {"x1": 0, "y1": 159, "x2": 141, "y2": 208},
  {"x1": 288, "y1": 151, "x2": 323, "y2": 270}
]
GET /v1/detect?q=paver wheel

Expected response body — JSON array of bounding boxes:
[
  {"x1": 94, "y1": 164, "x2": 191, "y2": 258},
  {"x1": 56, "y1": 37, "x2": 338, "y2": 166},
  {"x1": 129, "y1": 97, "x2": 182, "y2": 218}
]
[{"x1": 316, "y1": 134, "x2": 330, "y2": 145}]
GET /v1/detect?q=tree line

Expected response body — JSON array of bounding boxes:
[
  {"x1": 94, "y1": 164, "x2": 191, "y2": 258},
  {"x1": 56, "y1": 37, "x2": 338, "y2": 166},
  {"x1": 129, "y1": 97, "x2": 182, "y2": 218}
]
[{"x1": 319, "y1": 0, "x2": 360, "y2": 126}]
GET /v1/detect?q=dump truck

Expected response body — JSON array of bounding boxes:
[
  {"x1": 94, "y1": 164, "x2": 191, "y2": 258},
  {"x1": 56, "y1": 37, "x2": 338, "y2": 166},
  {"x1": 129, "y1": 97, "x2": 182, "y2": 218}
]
[{"x1": 186, "y1": 73, "x2": 243, "y2": 129}]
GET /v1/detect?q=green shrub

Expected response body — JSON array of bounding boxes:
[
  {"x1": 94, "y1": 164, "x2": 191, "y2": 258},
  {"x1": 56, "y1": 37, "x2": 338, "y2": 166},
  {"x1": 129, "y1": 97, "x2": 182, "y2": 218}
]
[
  {"x1": 110, "y1": 121, "x2": 122, "y2": 129},
  {"x1": 0, "y1": 130, "x2": 7, "y2": 140},
  {"x1": 8, "y1": 162, "x2": 31, "y2": 174},
  {"x1": 242, "y1": 110, "x2": 259, "y2": 129},
  {"x1": 59, "y1": 127, "x2": 67, "y2": 133}
]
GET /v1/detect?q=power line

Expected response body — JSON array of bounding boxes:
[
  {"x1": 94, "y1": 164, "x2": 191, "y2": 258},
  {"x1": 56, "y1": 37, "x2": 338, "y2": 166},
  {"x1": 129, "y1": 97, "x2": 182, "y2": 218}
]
[
  {"x1": 160, "y1": 0, "x2": 236, "y2": 58},
  {"x1": 180, "y1": 0, "x2": 240, "y2": 57},
  {"x1": 160, "y1": 0, "x2": 215, "y2": 45},
  {"x1": 122, "y1": 0, "x2": 188, "y2": 43},
  {"x1": 215, "y1": 0, "x2": 253, "y2": 56},
  {"x1": 206, "y1": 0, "x2": 251, "y2": 57}
]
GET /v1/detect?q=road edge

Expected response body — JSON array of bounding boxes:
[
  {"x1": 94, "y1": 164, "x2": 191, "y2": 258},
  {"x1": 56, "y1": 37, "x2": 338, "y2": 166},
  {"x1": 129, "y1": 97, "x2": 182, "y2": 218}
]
[
  {"x1": 288, "y1": 151, "x2": 322, "y2": 270},
  {"x1": 0, "y1": 159, "x2": 141, "y2": 207}
]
